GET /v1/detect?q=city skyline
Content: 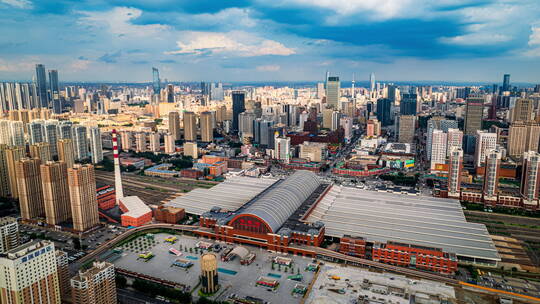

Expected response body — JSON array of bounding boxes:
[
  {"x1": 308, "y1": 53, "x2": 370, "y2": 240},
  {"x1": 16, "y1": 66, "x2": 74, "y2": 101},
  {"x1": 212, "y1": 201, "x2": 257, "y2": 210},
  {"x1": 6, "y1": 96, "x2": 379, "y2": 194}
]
[{"x1": 1, "y1": 0, "x2": 540, "y2": 82}]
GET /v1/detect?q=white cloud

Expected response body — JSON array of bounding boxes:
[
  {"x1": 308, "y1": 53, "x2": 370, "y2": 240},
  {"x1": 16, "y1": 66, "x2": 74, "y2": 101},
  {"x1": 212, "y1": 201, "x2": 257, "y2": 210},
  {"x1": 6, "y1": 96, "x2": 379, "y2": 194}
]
[
  {"x1": 191, "y1": 8, "x2": 257, "y2": 28},
  {"x1": 256, "y1": 65, "x2": 280, "y2": 71},
  {"x1": 1, "y1": 0, "x2": 32, "y2": 9},
  {"x1": 78, "y1": 7, "x2": 169, "y2": 38},
  {"x1": 165, "y1": 31, "x2": 295, "y2": 57},
  {"x1": 440, "y1": 33, "x2": 511, "y2": 46},
  {"x1": 528, "y1": 25, "x2": 540, "y2": 46}
]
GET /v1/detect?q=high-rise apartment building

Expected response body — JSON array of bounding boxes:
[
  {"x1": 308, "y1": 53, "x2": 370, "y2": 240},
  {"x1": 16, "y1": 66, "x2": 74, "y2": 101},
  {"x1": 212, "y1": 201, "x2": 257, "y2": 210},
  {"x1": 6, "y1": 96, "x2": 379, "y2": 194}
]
[
  {"x1": 446, "y1": 128, "x2": 463, "y2": 157},
  {"x1": 28, "y1": 120, "x2": 46, "y2": 144},
  {"x1": 134, "y1": 132, "x2": 146, "y2": 152},
  {"x1": 200, "y1": 111, "x2": 213, "y2": 142},
  {"x1": 398, "y1": 115, "x2": 416, "y2": 144},
  {"x1": 168, "y1": 111, "x2": 181, "y2": 141},
  {"x1": 88, "y1": 127, "x2": 103, "y2": 164},
  {"x1": 56, "y1": 251, "x2": 70, "y2": 300},
  {"x1": 464, "y1": 97, "x2": 484, "y2": 136},
  {"x1": 41, "y1": 161, "x2": 71, "y2": 225},
  {"x1": 68, "y1": 164, "x2": 99, "y2": 232},
  {"x1": 148, "y1": 132, "x2": 160, "y2": 152},
  {"x1": 0, "y1": 145, "x2": 10, "y2": 197},
  {"x1": 430, "y1": 129, "x2": 447, "y2": 170},
  {"x1": 44, "y1": 121, "x2": 59, "y2": 156},
  {"x1": 16, "y1": 158, "x2": 45, "y2": 221},
  {"x1": 508, "y1": 122, "x2": 540, "y2": 159},
  {"x1": 325, "y1": 76, "x2": 340, "y2": 108},
  {"x1": 5, "y1": 146, "x2": 25, "y2": 199},
  {"x1": 521, "y1": 151, "x2": 540, "y2": 208},
  {"x1": 164, "y1": 133, "x2": 175, "y2": 154},
  {"x1": 30, "y1": 142, "x2": 52, "y2": 162},
  {"x1": 474, "y1": 131, "x2": 497, "y2": 168},
  {"x1": 70, "y1": 261, "x2": 117, "y2": 304},
  {"x1": 72, "y1": 125, "x2": 88, "y2": 161},
  {"x1": 57, "y1": 139, "x2": 75, "y2": 168},
  {"x1": 483, "y1": 149, "x2": 502, "y2": 202},
  {"x1": 0, "y1": 217, "x2": 19, "y2": 253},
  {"x1": 120, "y1": 131, "x2": 133, "y2": 152},
  {"x1": 0, "y1": 240, "x2": 60, "y2": 304},
  {"x1": 183, "y1": 111, "x2": 197, "y2": 141},
  {"x1": 447, "y1": 147, "x2": 463, "y2": 198},
  {"x1": 232, "y1": 91, "x2": 246, "y2": 133}
]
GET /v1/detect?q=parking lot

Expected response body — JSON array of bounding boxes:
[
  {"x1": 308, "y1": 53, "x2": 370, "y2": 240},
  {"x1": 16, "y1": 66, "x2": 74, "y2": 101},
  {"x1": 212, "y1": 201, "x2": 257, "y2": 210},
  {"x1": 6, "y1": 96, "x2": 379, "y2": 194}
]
[{"x1": 110, "y1": 233, "x2": 317, "y2": 303}]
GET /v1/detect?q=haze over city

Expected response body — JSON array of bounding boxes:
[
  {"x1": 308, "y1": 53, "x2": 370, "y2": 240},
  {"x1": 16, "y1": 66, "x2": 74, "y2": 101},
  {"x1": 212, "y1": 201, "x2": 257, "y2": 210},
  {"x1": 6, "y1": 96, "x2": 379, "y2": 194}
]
[{"x1": 1, "y1": 0, "x2": 540, "y2": 82}]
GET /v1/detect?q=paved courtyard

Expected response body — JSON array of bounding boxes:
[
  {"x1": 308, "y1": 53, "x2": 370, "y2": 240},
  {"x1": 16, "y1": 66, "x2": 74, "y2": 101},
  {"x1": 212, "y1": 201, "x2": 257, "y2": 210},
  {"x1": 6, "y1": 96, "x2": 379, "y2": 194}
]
[{"x1": 112, "y1": 233, "x2": 317, "y2": 303}]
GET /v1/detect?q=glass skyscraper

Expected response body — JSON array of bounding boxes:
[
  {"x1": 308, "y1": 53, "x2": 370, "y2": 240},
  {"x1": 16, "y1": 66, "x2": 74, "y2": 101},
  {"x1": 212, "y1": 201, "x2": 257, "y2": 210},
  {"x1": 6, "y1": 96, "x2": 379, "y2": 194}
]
[
  {"x1": 35, "y1": 64, "x2": 48, "y2": 108},
  {"x1": 232, "y1": 91, "x2": 246, "y2": 133}
]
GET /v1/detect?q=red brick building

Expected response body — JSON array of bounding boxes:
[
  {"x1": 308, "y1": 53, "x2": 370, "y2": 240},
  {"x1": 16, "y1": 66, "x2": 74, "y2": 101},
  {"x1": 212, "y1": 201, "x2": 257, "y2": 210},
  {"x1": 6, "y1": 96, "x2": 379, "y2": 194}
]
[
  {"x1": 154, "y1": 206, "x2": 185, "y2": 224},
  {"x1": 372, "y1": 242, "x2": 458, "y2": 274}
]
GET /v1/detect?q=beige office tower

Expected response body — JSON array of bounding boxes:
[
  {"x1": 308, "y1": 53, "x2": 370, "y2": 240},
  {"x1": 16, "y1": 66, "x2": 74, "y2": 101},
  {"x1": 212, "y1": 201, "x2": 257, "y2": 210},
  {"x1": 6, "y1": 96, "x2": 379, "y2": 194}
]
[
  {"x1": 134, "y1": 132, "x2": 147, "y2": 152},
  {"x1": 6, "y1": 146, "x2": 25, "y2": 198},
  {"x1": 512, "y1": 99, "x2": 534, "y2": 123},
  {"x1": 464, "y1": 97, "x2": 484, "y2": 135},
  {"x1": 56, "y1": 250, "x2": 71, "y2": 300},
  {"x1": 0, "y1": 240, "x2": 60, "y2": 304},
  {"x1": 507, "y1": 122, "x2": 540, "y2": 159},
  {"x1": 200, "y1": 111, "x2": 213, "y2": 142},
  {"x1": 0, "y1": 217, "x2": 19, "y2": 253},
  {"x1": 184, "y1": 111, "x2": 197, "y2": 141},
  {"x1": 148, "y1": 132, "x2": 160, "y2": 152},
  {"x1": 322, "y1": 108, "x2": 333, "y2": 129},
  {"x1": 120, "y1": 131, "x2": 133, "y2": 152},
  {"x1": 183, "y1": 142, "x2": 198, "y2": 159},
  {"x1": 30, "y1": 142, "x2": 52, "y2": 162},
  {"x1": 164, "y1": 133, "x2": 175, "y2": 154},
  {"x1": 168, "y1": 111, "x2": 181, "y2": 141},
  {"x1": 398, "y1": 115, "x2": 416, "y2": 143},
  {"x1": 41, "y1": 161, "x2": 72, "y2": 225},
  {"x1": 16, "y1": 158, "x2": 45, "y2": 221},
  {"x1": 68, "y1": 164, "x2": 99, "y2": 232},
  {"x1": 57, "y1": 139, "x2": 75, "y2": 168},
  {"x1": 216, "y1": 105, "x2": 226, "y2": 123},
  {"x1": 0, "y1": 145, "x2": 10, "y2": 197},
  {"x1": 200, "y1": 254, "x2": 218, "y2": 294},
  {"x1": 70, "y1": 261, "x2": 116, "y2": 304}
]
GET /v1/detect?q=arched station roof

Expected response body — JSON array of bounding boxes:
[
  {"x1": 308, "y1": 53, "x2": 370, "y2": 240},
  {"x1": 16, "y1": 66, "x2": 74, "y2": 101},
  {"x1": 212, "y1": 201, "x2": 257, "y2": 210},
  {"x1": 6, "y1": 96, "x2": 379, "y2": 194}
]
[{"x1": 231, "y1": 170, "x2": 321, "y2": 233}]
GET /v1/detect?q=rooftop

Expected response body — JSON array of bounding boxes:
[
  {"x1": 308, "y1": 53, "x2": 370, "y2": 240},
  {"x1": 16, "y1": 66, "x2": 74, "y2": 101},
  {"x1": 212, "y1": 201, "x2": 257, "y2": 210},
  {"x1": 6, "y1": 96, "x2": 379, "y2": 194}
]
[
  {"x1": 306, "y1": 186, "x2": 500, "y2": 262},
  {"x1": 120, "y1": 196, "x2": 152, "y2": 218}
]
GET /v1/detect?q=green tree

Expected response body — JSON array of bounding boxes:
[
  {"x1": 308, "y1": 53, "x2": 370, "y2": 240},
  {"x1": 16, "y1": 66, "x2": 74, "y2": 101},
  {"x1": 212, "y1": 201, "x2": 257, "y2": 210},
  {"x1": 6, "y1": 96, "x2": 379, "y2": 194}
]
[{"x1": 115, "y1": 275, "x2": 127, "y2": 288}]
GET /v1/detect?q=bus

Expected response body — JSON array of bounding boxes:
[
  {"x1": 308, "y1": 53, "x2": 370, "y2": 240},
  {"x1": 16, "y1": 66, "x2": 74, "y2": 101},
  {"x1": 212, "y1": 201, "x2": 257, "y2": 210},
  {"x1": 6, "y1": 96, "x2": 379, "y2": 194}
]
[{"x1": 169, "y1": 248, "x2": 182, "y2": 256}]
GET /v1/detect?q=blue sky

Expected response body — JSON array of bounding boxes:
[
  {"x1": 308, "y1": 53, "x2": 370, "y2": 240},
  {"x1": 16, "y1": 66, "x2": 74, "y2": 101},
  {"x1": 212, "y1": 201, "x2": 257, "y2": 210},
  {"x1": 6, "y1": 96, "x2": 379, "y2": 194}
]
[{"x1": 0, "y1": 0, "x2": 539, "y2": 82}]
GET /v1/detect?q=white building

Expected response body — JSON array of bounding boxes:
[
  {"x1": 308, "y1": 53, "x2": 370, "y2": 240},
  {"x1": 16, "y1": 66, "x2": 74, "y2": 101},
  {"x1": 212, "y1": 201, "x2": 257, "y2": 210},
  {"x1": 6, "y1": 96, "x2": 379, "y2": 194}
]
[
  {"x1": 448, "y1": 147, "x2": 463, "y2": 198},
  {"x1": 72, "y1": 125, "x2": 88, "y2": 161},
  {"x1": 446, "y1": 128, "x2": 463, "y2": 157},
  {"x1": 0, "y1": 240, "x2": 60, "y2": 304},
  {"x1": 340, "y1": 117, "x2": 353, "y2": 141},
  {"x1": 430, "y1": 129, "x2": 447, "y2": 170},
  {"x1": 274, "y1": 134, "x2": 291, "y2": 163},
  {"x1": 88, "y1": 126, "x2": 103, "y2": 164},
  {"x1": 475, "y1": 131, "x2": 497, "y2": 168}
]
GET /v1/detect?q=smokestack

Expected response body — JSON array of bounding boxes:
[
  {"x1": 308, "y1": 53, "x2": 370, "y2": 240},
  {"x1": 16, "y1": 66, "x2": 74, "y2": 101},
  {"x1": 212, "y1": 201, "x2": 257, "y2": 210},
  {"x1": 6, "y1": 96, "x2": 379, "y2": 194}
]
[{"x1": 112, "y1": 129, "x2": 124, "y2": 205}]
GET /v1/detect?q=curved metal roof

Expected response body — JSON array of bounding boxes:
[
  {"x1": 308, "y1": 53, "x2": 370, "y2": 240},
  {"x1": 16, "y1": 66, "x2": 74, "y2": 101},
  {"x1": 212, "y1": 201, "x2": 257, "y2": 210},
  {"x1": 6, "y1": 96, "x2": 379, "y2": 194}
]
[{"x1": 235, "y1": 170, "x2": 321, "y2": 232}]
